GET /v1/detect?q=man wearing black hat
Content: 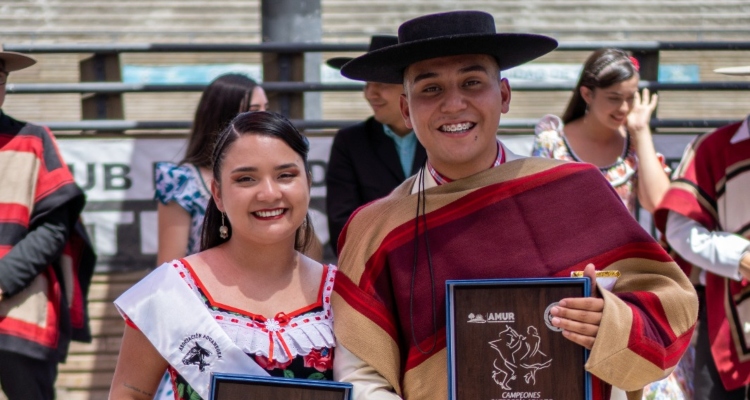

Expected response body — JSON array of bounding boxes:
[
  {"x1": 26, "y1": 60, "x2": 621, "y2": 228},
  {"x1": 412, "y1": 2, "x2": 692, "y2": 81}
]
[
  {"x1": 0, "y1": 47, "x2": 95, "y2": 400},
  {"x1": 655, "y1": 65, "x2": 750, "y2": 399},
  {"x1": 330, "y1": 11, "x2": 698, "y2": 400},
  {"x1": 325, "y1": 35, "x2": 426, "y2": 254}
]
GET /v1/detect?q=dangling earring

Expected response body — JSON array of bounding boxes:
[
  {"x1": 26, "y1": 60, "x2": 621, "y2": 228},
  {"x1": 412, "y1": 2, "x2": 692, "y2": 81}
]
[
  {"x1": 585, "y1": 103, "x2": 590, "y2": 114},
  {"x1": 219, "y1": 212, "x2": 229, "y2": 239}
]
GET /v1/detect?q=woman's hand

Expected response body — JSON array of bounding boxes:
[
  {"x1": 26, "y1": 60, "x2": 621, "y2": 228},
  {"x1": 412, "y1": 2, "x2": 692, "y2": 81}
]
[
  {"x1": 626, "y1": 88, "x2": 658, "y2": 139},
  {"x1": 550, "y1": 263, "x2": 604, "y2": 350},
  {"x1": 627, "y1": 87, "x2": 670, "y2": 212}
]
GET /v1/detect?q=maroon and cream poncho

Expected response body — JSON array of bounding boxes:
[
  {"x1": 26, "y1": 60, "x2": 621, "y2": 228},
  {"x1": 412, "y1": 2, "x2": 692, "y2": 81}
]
[{"x1": 333, "y1": 156, "x2": 698, "y2": 400}]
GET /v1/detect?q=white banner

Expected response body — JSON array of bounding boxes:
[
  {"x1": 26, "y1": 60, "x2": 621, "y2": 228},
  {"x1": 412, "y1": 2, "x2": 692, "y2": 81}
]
[{"x1": 58, "y1": 137, "x2": 333, "y2": 270}]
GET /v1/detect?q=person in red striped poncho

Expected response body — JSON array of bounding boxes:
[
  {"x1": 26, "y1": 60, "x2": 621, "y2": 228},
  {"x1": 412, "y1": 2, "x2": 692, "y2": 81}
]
[{"x1": 0, "y1": 46, "x2": 95, "y2": 400}]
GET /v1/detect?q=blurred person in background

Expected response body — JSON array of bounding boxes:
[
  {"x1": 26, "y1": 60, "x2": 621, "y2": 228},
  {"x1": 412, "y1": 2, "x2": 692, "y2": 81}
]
[
  {"x1": 0, "y1": 46, "x2": 96, "y2": 400},
  {"x1": 531, "y1": 48, "x2": 688, "y2": 399},
  {"x1": 532, "y1": 48, "x2": 670, "y2": 216},
  {"x1": 111, "y1": 112, "x2": 336, "y2": 400},
  {"x1": 655, "y1": 65, "x2": 750, "y2": 399},
  {"x1": 325, "y1": 35, "x2": 426, "y2": 255}
]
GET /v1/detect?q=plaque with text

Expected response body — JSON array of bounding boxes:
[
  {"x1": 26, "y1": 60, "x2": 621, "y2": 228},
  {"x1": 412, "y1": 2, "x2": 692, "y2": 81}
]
[
  {"x1": 446, "y1": 278, "x2": 592, "y2": 400},
  {"x1": 210, "y1": 373, "x2": 352, "y2": 400}
]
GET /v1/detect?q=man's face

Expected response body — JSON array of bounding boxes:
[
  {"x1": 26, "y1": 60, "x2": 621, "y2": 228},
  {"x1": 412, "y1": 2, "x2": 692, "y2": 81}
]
[
  {"x1": 364, "y1": 81, "x2": 409, "y2": 134},
  {"x1": 401, "y1": 54, "x2": 510, "y2": 179}
]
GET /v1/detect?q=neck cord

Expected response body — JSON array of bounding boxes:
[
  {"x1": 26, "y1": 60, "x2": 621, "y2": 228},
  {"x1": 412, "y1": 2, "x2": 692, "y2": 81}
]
[{"x1": 409, "y1": 168, "x2": 438, "y2": 355}]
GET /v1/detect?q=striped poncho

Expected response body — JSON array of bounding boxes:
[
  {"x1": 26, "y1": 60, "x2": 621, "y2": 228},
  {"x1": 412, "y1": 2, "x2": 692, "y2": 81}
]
[
  {"x1": 0, "y1": 111, "x2": 95, "y2": 361},
  {"x1": 655, "y1": 119, "x2": 750, "y2": 391},
  {"x1": 333, "y1": 156, "x2": 698, "y2": 400}
]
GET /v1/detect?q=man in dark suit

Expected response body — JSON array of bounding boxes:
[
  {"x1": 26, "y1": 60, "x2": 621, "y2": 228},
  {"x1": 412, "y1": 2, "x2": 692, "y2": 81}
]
[{"x1": 325, "y1": 35, "x2": 427, "y2": 254}]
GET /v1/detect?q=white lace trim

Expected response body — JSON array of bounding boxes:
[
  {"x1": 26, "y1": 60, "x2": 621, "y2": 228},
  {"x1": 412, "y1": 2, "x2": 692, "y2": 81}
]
[{"x1": 173, "y1": 260, "x2": 337, "y2": 363}]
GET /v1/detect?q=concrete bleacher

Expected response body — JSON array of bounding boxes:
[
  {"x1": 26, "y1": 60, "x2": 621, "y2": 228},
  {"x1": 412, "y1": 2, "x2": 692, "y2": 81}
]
[
  {"x1": 323, "y1": 1, "x2": 750, "y2": 40},
  {"x1": 1, "y1": 1, "x2": 749, "y2": 399}
]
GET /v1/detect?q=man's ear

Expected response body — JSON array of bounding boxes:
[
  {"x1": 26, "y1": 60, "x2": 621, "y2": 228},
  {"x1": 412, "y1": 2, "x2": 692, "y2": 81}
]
[
  {"x1": 211, "y1": 179, "x2": 224, "y2": 212},
  {"x1": 500, "y1": 78, "x2": 512, "y2": 114},
  {"x1": 400, "y1": 93, "x2": 413, "y2": 129}
]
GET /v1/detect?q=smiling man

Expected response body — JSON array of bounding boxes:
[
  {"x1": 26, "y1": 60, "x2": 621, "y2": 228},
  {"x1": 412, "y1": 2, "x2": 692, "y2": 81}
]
[
  {"x1": 330, "y1": 11, "x2": 698, "y2": 400},
  {"x1": 325, "y1": 35, "x2": 426, "y2": 254}
]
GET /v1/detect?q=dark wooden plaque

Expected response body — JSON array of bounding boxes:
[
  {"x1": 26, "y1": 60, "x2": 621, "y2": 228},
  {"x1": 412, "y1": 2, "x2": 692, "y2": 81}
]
[
  {"x1": 210, "y1": 373, "x2": 352, "y2": 400},
  {"x1": 446, "y1": 278, "x2": 592, "y2": 400}
]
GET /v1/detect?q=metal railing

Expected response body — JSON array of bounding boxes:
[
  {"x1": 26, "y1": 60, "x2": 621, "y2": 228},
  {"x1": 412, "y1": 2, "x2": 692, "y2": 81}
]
[{"x1": 3, "y1": 40, "x2": 749, "y2": 132}]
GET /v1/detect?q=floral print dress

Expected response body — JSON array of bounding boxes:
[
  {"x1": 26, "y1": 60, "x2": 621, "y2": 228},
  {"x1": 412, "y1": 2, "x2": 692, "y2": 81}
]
[
  {"x1": 167, "y1": 259, "x2": 337, "y2": 400},
  {"x1": 154, "y1": 162, "x2": 211, "y2": 255},
  {"x1": 532, "y1": 114, "x2": 670, "y2": 216}
]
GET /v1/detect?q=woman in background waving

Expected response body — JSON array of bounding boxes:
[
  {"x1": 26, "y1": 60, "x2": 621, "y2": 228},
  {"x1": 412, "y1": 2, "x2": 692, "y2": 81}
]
[{"x1": 532, "y1": 48, "x2": 670, "y2": 216}]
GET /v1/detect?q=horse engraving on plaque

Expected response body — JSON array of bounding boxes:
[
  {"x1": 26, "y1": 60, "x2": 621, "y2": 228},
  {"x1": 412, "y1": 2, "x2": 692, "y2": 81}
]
[{"x1": 489, "y1": 325, "x2": 552, "y2": 390}]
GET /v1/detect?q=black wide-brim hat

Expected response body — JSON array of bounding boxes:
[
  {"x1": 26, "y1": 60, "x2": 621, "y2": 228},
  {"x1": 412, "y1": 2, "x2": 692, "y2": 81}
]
[
  {"x1": 340, "y1": 11, "x2": 558, "y2": 84},
  {"x1": 326, "y1": 35, "x2": 399, "y2": 70},
  {"x1": 0, "y1": 45, "x2": 37, "y2": 72}
]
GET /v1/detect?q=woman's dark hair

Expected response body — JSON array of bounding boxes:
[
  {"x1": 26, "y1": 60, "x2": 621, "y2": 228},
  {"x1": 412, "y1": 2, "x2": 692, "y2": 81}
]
[
  {"x1": 201, "y1": 111, "x2": 314, "y2": 252},
  {"x1": 562, "y1": 48, "x2": 639, "y2": 124},
  {"x1": 182, "y1": 74, "x2": 260, "y2": 168}
]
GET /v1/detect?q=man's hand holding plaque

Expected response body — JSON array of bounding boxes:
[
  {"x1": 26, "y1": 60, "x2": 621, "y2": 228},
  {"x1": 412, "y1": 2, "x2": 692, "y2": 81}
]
[{"x1": 550, "y1": 264, "x2": 604, "y2": 350}]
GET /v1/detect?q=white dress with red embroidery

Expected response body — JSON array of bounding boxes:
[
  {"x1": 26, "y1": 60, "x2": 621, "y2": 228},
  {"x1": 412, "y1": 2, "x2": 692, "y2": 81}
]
[{"x1": 167, "y1": 259, "x2": 337, "y2": 400}]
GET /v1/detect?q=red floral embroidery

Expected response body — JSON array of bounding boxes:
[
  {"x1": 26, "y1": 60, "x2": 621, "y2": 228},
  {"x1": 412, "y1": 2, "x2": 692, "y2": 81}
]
[
  {"x1": 254, "y1": 354, "x2": 292, "y2": 371},
  {"x1": 303, "y1": 348, "x2": 333, "y2": 372}
]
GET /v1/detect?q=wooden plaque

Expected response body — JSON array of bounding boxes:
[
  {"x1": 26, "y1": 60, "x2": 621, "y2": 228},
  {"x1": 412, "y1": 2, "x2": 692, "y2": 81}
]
[
  {"x1": 446, "y1": 278, "x2": 592, "y2": 400},
  {"x1": 210, "y1": 373, "x2": 352, "y2": 400}
]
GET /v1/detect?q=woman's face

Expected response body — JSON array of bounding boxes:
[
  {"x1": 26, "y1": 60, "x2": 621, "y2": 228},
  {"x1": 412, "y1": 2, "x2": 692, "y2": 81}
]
[
  {"x1": 249, "y1": 86, "x2": 269, "y2": 112},
  {"x1": 212, "y1": 134, "x2": 309, "y2": 247},
  {"x1": 582, "y1": 76, "x2": 639, "y2": 131}
]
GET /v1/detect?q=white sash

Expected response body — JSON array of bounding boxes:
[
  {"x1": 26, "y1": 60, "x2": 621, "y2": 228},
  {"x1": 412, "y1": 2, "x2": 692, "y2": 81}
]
[{"x1": 114, "y1": 263, "x2": 268, "y2": 399}]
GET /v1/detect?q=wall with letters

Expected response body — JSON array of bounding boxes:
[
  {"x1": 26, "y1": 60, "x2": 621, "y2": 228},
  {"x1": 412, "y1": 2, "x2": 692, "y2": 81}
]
[{"x1": 59, "y1": 137, "x2": 333, "y2": 270}]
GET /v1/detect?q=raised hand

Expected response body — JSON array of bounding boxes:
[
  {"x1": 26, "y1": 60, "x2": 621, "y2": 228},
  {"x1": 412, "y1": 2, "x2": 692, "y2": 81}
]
[{"x1": 626, "y1": 88, "x2": 658, "y2": 136}]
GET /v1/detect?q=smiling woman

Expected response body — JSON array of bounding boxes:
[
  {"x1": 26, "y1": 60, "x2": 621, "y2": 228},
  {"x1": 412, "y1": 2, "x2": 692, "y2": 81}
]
[
  {"x1": 532, "y1": 48, "x2": 671, "y2": 216},
  {"x1": 202, "y1": 111, "x2": 315, "y2": 253},
  {"x1": 110, "y1": 112, "x2": 337, "y2": 400}
]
